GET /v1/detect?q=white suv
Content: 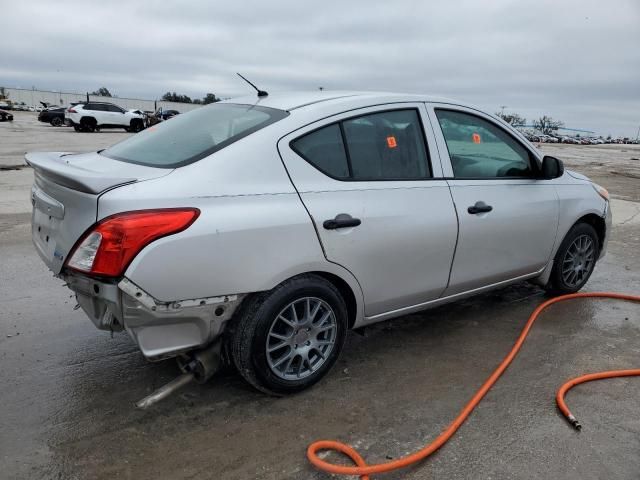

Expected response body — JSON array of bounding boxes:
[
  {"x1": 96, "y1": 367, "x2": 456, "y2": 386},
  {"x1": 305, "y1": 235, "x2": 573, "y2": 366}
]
[{"x1": 65, "y1": 102, "x2": 145, "y2": 132}]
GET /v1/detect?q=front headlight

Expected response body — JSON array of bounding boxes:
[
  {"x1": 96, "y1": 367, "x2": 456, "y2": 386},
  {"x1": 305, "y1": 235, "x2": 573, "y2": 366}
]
[{"x1": 591, "y1": 183, "x2": 609, "y2": 201}]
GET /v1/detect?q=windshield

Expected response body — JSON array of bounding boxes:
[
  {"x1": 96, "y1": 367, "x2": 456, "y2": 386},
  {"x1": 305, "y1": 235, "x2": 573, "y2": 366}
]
[{"x1": 102, "y1": 103, "x2": 289, "y2": 167}]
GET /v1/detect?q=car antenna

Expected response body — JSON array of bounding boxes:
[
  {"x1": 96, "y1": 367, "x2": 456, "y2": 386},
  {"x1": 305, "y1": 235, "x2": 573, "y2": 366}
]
[{"x1": 236, "y1": 73, "x2": 268, "y2": 97}]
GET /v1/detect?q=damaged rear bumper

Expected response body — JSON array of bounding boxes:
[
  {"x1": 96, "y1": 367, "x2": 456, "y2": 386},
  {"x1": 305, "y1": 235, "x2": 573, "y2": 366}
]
[{"x1": 65, "y1": 272, "x2": 244, "y2": 361}]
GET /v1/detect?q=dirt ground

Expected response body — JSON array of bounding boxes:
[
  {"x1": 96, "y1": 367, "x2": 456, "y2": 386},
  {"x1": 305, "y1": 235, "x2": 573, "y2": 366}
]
[{"x1": 1, "y1": 112, "x2": 639, "y2": 479}]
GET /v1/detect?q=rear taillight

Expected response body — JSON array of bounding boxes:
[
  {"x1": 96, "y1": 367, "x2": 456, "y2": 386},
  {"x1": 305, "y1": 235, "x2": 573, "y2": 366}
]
[
  {"x1": 66, "y1": 208, "x2": 200, "y2": 277},
  {"x1": 68, "y1": 107, "x2": 77, "y2": 113}
]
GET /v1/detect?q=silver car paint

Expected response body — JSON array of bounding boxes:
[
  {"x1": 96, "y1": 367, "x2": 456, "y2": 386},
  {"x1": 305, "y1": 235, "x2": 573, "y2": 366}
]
[
  {"x1": 27, "y1": 151, "x2": 173, "y2": 274},
  {"x1": 28, "y1": 91, "x2": 610, "y2": 361},
  {"x1": 425, "y1": 103, "x2": 560, "y2": 294},
  {"x1": 277, "y1": 103, "x2": 458, "y2": 316}
]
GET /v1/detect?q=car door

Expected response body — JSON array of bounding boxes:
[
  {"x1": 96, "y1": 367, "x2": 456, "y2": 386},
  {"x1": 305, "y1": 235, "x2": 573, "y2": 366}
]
[
  {"x1": 87, "y1": 103, "x2": 110, "y2": 125},
  {"x1": 426, "y1": 104, "x2": 559, "y2": 295},
  {"x1": 278, "y1": 104, "x2": 458, "y2": 317},
  {"x1": 105, "y1": 104, "x2": 126, "y2": 125}
]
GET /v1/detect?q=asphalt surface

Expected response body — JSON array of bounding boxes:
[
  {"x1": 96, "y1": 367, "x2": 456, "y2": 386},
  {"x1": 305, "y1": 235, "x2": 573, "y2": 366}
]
[{"x1": 1, "y1": 113, "x2": 639, "y2": 479}]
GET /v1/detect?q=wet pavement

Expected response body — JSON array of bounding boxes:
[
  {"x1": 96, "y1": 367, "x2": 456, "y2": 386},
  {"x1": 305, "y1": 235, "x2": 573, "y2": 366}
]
[
  {"x1": 1, "y1": 116, "x2": 639, "y2": 479},
  {"x1": 1, "y1": 197, "x2": 638, "y2": 480}
]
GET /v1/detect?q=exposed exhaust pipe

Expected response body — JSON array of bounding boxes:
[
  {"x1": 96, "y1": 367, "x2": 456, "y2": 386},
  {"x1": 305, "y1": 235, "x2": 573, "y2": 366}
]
[
  {"x1": 136, "y1": 372, "x2": 196, "y2": 409},
  {"x1": 135, "y1": 339, "x2": 222, "y2": 409}
]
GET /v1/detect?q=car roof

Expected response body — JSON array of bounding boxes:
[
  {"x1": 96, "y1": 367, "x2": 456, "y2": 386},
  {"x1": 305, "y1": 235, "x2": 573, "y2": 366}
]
[
  {"x1": 220, "y1": 90, "x2": 461, "y2": 112},
  {"x1": 82, "y1": 101, "x2": 117, "y2": 106}
]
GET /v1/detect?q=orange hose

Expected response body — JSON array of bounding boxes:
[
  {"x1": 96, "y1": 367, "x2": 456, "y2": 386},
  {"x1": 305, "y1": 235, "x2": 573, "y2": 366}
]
[
  {"x1": 556, "y1": 368, "x2": 640, "y2": 430},
  {"x1": 307, "y1": 292, "x2": 640, "y2": 479}
]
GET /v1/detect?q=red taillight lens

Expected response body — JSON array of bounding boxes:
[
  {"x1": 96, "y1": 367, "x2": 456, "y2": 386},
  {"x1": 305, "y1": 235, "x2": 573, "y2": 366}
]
[
  {"x1": 68, "y1": 107, "x2": 77, "y2": 113},
  {"x1": 66, "y1": 208, "x2": 200, "y2": 277}
]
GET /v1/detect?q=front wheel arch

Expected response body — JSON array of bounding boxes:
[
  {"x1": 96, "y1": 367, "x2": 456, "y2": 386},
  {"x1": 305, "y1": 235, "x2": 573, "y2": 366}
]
[
  {"x1": 574, "y1": 213, "x2": 606, "y2": 257},
  {"x1": 545, "y1": 221, "x2": 599, "y2": 294}
]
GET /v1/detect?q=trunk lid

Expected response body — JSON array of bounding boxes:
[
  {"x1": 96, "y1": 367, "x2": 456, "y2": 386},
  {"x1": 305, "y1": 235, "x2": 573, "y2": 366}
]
[{"x1": 26, "y1": 151, "x2": 172, "y2": 274}]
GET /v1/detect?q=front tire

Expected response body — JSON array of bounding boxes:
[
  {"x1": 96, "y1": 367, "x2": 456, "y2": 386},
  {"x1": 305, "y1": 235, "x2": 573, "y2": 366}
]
[
  {"x1": 546, "y1": 222, "x2": 599, "y2": 294},
  {"x1": 130, "y1": 119, "x2": 144, "y2": 132},
  {"x1": 229, "y1": 274, "x2": 348, "y2": 395}
]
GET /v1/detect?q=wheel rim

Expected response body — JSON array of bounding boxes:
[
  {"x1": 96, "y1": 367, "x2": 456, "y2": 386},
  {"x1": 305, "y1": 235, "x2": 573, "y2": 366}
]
[
  {"x1": 266, "y1": 297, "x2": 337, "y2": 380},
  {"x1": 561, "y1": 234, "x2": 595, "y2": 287}
]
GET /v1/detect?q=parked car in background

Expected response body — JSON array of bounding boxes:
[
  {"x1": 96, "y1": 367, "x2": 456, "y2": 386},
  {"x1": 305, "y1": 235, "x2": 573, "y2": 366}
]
[
  {"x1": 0, "y1": 101, "x2": 10, "y2": 110},
  {"x1": 148, "y1": 107, "x2": 181, "y2": 126},
  {"x1": 0, "y1": 109, "x2": 13, "y2": 121},
  {"x1": 65, "y1": 102, "x2": 146, "y2": 132},
  {"x1": 26, "y1": 92, "x2": 611, "y2": 394},
  {"x1": 38, "y1": 106, "x2": 67, "y2": 126},
  {"x1": 158, "y1": 108, "x2": 180, "y2": 120},
  {"x1": 538, "y1": 134, "x2": 558, "y2": 143}
]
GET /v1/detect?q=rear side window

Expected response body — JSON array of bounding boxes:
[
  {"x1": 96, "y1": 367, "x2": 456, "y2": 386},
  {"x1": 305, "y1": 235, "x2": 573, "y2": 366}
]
[
  {"x1": 89, "y1": 104, "x2": 108, "y2": 111},
  {"x1": 291, "y1": 109, "x2": 431, "y2": 181},
  {"x1": 102, "y1": 104, "x2": 289, "y2": 167},
  {"x1": 435, "y1": 109, "x2": 534, "y2": 179},
  {"x1": 290, "y1": 124, "x2": 349, "y2": 178}
]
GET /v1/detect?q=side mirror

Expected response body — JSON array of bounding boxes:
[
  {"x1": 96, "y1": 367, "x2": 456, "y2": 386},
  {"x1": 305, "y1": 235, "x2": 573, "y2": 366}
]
[{"x1": 541, "y1": 155, "x2": 564, "y2": 179}]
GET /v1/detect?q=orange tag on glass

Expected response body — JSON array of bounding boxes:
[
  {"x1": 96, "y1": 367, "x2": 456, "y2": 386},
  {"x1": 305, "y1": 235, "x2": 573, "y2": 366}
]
[
  {"x1": 472, "y1": 133, "x2": 481, "y2": 144},
  {"x1": 386, "y1": 136, "x2": 397, "y2": 148}
]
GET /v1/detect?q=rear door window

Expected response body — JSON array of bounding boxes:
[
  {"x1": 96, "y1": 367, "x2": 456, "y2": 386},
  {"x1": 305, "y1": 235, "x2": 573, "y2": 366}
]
[
  {"x1": 291, "y1": 109, "x2": 431, "y2": 181},
  {"x1": 102, "y1": 103, "x2": 289, "y2": 168}
]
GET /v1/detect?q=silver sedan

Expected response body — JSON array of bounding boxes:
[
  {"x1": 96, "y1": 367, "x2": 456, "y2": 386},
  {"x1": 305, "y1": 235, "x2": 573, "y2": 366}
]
[{"x1": 27, "y1": 91, "x2": 611, "y2": 394}]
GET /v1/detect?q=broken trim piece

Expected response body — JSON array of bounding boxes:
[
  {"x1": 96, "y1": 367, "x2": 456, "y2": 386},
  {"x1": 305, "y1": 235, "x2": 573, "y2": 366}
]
[{"x1": 118, "y1": 277, "x2": 238, "y2": 312}]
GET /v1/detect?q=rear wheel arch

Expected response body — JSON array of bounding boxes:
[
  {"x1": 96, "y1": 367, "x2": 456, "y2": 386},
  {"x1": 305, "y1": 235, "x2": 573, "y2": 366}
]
[
  {"x1": 308, "y1": 271, "x2": 358, "y2": 329},
  {"x1": 226, "y1": 272, "x2": 349, "y2": 394},
  {"x1": 233, "y1": 270, "x2": 361, "y2": 331},
  {"x1": 80, "y1": 116, "x2": 97, "y2": 130}
]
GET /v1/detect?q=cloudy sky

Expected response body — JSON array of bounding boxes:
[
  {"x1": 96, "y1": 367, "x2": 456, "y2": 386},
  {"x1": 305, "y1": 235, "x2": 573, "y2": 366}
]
[{"x1": 3, "y1": 0, "x2": 639, "y2": 136}]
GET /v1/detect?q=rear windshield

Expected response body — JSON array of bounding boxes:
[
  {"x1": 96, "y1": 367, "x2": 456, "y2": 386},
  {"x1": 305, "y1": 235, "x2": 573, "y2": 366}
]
[{"x1": 102, "y1": 103, "x2": 289, "y2": 167}]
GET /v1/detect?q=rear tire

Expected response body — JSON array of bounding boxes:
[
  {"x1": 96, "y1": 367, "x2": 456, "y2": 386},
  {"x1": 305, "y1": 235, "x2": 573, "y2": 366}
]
[
  {"x1": 50, "y1": 117, "x2": 62, "y2": 127},
  {"x1": 80, "y1": 117, "x2": 96, "y2": 132},
  {"x1": 546, "y1": 222, "x2": 599, "y2": 295},
  {"x1": 228, "y1": 274, "x2": 348, "y2": 395}
]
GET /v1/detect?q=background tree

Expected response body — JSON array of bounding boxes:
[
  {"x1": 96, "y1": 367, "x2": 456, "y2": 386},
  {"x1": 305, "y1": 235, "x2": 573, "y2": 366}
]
[
  {"x1": 496, "y1": 111, "x2": 526, "y2": 127},
  {"x1": 202, "y1": 93, "x2": 220, "y2": 104},
  {"x1": 161, "y1": 92, "x2": 193, "y2": 103},
  {"x1": 91, "y1": 87, "x2": 112, "y2": 97},
  {"x1": 533, "y1": 116, "x2": 564, "y2": 135}
]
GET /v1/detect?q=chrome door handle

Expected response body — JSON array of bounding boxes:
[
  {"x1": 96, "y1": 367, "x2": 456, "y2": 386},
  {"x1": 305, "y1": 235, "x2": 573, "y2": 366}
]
[
  {"x1": 467, "y1": 201, "x2": 493, "y2": 214},
  {"x1": 323, "y1": 213, "x2": 361, "y2": 230}
]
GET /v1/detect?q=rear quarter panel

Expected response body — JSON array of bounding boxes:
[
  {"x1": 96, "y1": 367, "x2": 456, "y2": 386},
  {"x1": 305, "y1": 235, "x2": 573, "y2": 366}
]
[{"x1": 97, "y1": 131, "x2": 365, "y2": 322}]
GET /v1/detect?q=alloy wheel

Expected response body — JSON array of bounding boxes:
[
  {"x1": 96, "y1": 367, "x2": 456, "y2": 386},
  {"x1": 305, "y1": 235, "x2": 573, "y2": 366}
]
[
  {"x1": 561, "y1": 234, "x2": 595, "y2": 288},
  {"x1": 265, "y1": 297, "x2": 337, "y2": 380}
]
